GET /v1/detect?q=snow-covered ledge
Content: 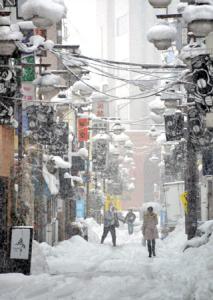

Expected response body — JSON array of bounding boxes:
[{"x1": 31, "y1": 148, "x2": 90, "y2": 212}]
[
  {"x1": 183, "y1": 4, "x2": 213, "y2": 37},
  {"x1": 21, "y1": 0, "x2": 67, "y2": 28},
  {"x1": 147, "y1": 21, "x2": 176, "y2": 51}
]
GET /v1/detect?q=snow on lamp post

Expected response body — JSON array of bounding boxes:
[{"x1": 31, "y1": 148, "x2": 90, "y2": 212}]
[
  {"x1": 148, "y1": 0, "x2": 172, "y2": 9},
  {"x1": 0, "y1": 11, "x2": 23, "y2": 56},
  {"x1": 147, "y1": 21, "x2": 177, "y2": 51},
  {"x1": 182, "y1": 2, "x2": 213, "y2": 37},
  {"x1": 21, "y1": 0, "x2": 67, "y2": 29},
  {"x1": 72, "y1": 74, "x2": 95, "y2": 98},
  {"x1": 149, "y1": 97, "x2": 165, "y2": 124},
  {"x1": 33, "y1": 71, "x2": 62, "y2": 98},
  {"x1": 111, "y1": 122, "x2": 125, "y2": 135}
]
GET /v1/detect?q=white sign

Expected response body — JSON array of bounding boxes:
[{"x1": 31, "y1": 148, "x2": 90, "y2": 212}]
[{"x1": 10, "y1": 228, "x2": 31, "y2": 260}]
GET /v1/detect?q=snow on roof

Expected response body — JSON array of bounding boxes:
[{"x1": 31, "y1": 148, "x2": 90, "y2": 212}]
[
  {"x1": 147, "y1": 21, "x2": 176, "y2": 42},
  {"x1": 21, "y1": 0, "x2": 67, "y2": 23},
  {"x1": 183, "y1": 4, "x2": 213, "y2": 23}
]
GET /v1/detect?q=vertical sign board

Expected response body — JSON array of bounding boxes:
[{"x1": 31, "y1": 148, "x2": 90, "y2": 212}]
[
  {"x1": 92, "y1": 101, "x2": 109, "y2": 118},
  {"x1": 78, "y1": 118, "x2": 89, "y2": 142},
  {"x1": 10, "y1": 227, "x2": 33, "y2": 275}
]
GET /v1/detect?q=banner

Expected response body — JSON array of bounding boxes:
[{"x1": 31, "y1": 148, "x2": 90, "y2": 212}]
[{"x1": 78, "y1": 118, "x2": 89, "y2": 142}]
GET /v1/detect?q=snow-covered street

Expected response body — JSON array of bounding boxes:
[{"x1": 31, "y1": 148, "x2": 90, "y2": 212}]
[{"x1": 1, "y1": 219, "x2": 213, "y2": 300}]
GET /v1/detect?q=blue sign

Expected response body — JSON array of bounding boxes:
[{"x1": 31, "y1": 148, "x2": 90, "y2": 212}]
[{"x1": 76, "y1": 199, "x2": 85, "y2": 218}]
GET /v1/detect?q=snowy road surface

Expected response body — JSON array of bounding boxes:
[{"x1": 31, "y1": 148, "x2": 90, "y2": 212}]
[{"x1": 0, "y1": 219, "x2": 213, "y2": 300}]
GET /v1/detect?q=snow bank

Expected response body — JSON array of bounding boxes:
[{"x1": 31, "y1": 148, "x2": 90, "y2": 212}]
[
  {"x1": 147, "y1": 21, "x2": 176, "y2": 42},
  {"x1": 198, "y1": 219, "x2": 213, "y2": 234},
  {"x1": 21, "y1": 0, "x2": 67, "y2": 23},
  {"x1": 1, "y1": 218, "x2": 213, "y2": 300},
  {"x1": 183, "y1": 220, "x2": 213, "y2": 251},
  {"x1": 183, "y1": 5, "x2": 213, "y2": 23},
  {"x1": 31, "y1": 240, "x2": 49, "y2": 274}
]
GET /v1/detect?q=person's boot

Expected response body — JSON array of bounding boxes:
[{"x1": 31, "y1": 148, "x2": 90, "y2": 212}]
[
  {"x1": 148, "y1": 244, "x2": 152, "y2": 257},
  {"x1": 152, "y1": 241, "x2": 156, "y2": 256},
  {"x1": 152, "y1": 247, "x2": 156, "y2": 257}
]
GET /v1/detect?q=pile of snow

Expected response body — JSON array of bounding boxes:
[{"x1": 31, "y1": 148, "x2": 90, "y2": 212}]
[
  {"x1": 51, "y1": 156, "x2": 71, "y2": 169},
  {"x1": 183, "y1": 4, "x2": 213, "y2": 23},
  {"x1": 93, "y1": 133, "x2": 110, "y2": 141},
  {"x1": 33, "y1": 72, "x2": 61, "y2": 87},
  {"x1": 21, "y1": 0, "x2": 67, "y2": 23},
  {"x1": 179, "y1": 41, "x2": 208, "y2": 61},
  {"x1": 31, "y1": 241, "x2": 49, "y2": 274},
  {"x1": 111, "y1": 132, "x2": 129, "y2": 142},
  {"x1": 77, "y1": 147, "x2": 88, "y2": 159},
  {"x1": 149, "y1": 97, "x2": 165, "y2": 114},
  {"x1": 177, "y1": 3, "x2": 187, "y2": 14},
  {"x1": 42, "y1": 164, "x2": 59, "y2": 194},
  {"x1": 147, "y1": 21, "x2": 176, "y2": 42},
  {"x1": 84, "y1": 218, "x2": 103, "y2": 243},
  {"x1": 0, "y1": 24, "x2": 23, "y2": 41},
  {"x1": 72, "y1": 75, "x2": 94, "y2": 97},
  {"x1": 156, "y1": 132, "x2": 166, "y2": 144},
  {"x1": 183, "y1": 220, "x2": 213, "y2": 251}
]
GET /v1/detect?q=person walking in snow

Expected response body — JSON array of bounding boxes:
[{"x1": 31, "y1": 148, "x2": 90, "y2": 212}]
[
  {"x1": 101, "y1": 206, "x2": 119, "y2": 247},
  {"x1": 125, "y1": 209, "x2": 136, "y2": 235},
  {"x1": 142, "y1": 206, "x2": 159, "y2": 257}
]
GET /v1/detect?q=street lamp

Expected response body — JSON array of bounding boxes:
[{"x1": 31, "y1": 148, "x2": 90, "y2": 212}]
[
  {"x1": 33, "y1": 71, "x2": 62, "y2": 97},
  {"x1": 0, "y1": 10, "x2": 22, "y2": 56},
  {"x1": 147, "y1": 21, "x2": 177, "y2": 50},
  {"x1": 21, "y1": 0, "x2": 67, "y2": 29},
  {"x1": 148, "y1": 0, "x2": 172, "y2": 9},
  {"x1": 111, "y1": 122, "x2": 125, "y2": 135},
  {"x1": 183, "y1": 2, "x2": 213, "y2": 37}
]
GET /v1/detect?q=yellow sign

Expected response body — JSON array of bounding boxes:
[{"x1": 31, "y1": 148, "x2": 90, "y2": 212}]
[
  {"x1": 104, "y1": 194, "x2": 122, "y2": 211},
  {"x1": 180, "y1": 192, "x2": 188, "y2": 214}
]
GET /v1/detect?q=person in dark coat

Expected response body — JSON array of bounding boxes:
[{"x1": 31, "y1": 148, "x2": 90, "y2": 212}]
[
  {"x1": 101, "y1": 206, "x2": 119, "y2": 247},
  {"x1": 125, "y1": 209, "x2": 136, "y2": 235},
  {"x1": 142, "y1": 206, "x2": 159, "y2": 257}
]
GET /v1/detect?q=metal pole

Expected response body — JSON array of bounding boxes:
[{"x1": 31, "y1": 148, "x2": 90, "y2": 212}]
[{"x1": 185, "y1": 136, "x2": 199, "y2": 239}]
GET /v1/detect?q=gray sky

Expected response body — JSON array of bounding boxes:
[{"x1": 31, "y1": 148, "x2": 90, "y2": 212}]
[{"x1": 64, "y1": 0, "x2": 98, "y2": 56}]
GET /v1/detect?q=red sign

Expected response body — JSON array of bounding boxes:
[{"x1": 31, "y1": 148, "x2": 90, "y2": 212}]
[{"x1": 78, "y1": 118, "x2": 89, "y2": 142}]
